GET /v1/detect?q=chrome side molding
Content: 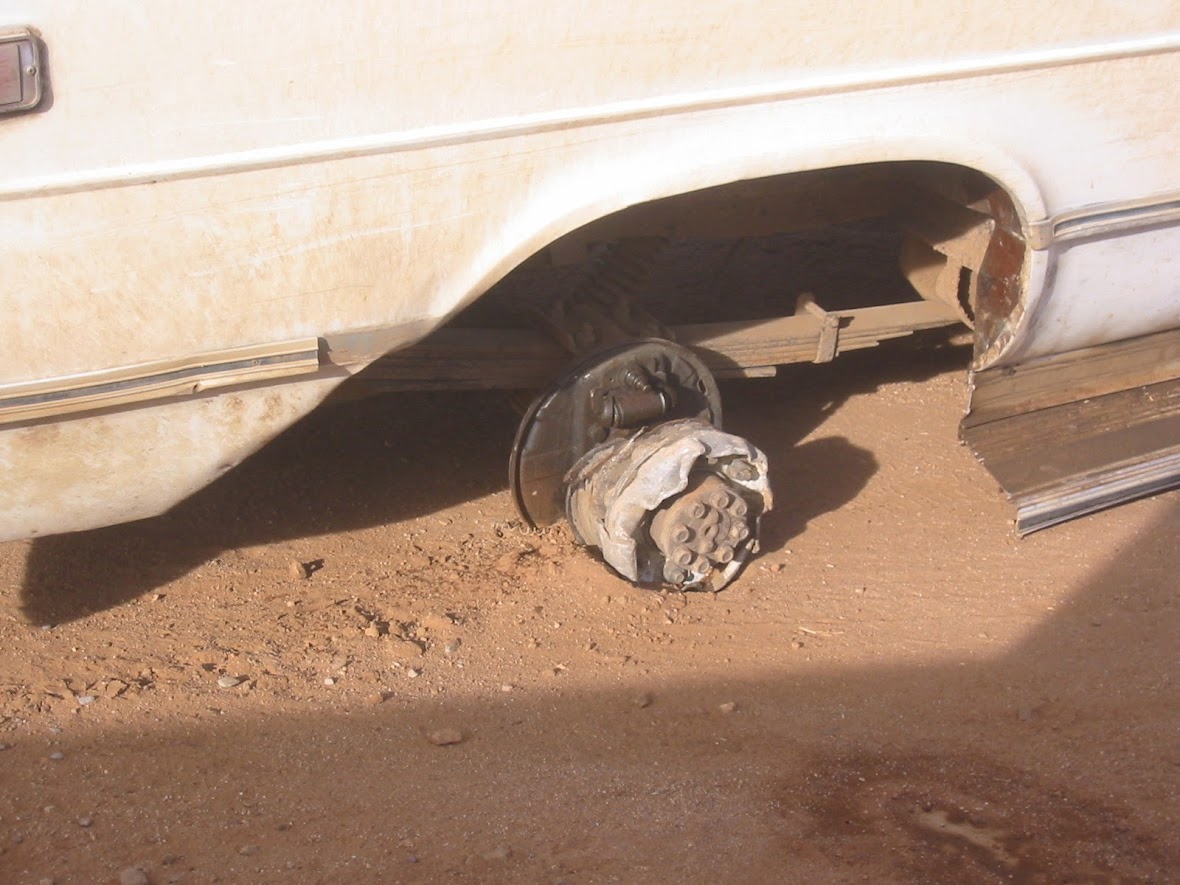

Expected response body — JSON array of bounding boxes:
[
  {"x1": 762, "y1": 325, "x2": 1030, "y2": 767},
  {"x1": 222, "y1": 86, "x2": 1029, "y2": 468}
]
[{"x1": 0, "y1": 339, "x2": 322, "y2": 426}]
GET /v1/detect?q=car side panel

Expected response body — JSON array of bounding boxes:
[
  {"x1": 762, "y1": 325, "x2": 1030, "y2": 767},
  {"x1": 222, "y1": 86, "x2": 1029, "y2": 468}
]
[{"x1": 1, "y1": 2, "x2": 1178, "y2": 539}]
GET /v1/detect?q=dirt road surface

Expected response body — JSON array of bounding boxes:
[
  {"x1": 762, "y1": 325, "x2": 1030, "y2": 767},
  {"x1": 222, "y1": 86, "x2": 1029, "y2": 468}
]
[{"x1": 2, "y1": 341, "x2": 1177, "y2": 884}]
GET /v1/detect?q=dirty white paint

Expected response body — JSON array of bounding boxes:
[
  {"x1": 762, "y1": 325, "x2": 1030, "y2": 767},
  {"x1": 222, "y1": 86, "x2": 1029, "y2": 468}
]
[
  {"x1": 0, "y1": 379, "x2": 339, "y2": 540},
  {"x1": 1, "y1": 2, "x2": 1178, "y2": 539}
]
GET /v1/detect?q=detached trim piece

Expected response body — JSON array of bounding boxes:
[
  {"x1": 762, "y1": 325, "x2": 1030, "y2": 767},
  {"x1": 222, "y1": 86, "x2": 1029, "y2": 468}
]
[
  {"x1": 963, "y1": 331, "x2": 1180, "y2": 534},
  {"x1": 0, "y1": 338, "x2": 321, "y2": 425},
  {"x1": 1016, "y1": 444, "x2": 1180, "y2": 535},
  {"x1": 965, "y1": 327, "x2": 1180, "y2": 427}
]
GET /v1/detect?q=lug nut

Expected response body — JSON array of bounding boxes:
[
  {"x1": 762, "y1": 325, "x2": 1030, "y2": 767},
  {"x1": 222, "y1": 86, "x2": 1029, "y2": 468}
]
[
  {"x1": 688, "y1": 502, "x2": 707, "y2": 519},
  {"x1": 730, "y1": 497, "x2": 748, "y2": 517},
  {"x1": 710, "y1": 491, "x2": 732, "y2": 509},
  {"x1": 672, "y1": 525, "x2": 692, "y2": 543},
  {"x1": 726, "y1": 461, "x2": 758, "y2": 482},
  {"x1": 673, "y1": 548, "x2": 693, "y2": 567},
  {"x1": 664, "y1": 565, "x2": 688, "y2": 584},
  {"x1": 730, "y1": 523, "x2": 750, "y2": 541},
  {"x1": 715, "y1": 545, "x2": 735, "y2": 564}
]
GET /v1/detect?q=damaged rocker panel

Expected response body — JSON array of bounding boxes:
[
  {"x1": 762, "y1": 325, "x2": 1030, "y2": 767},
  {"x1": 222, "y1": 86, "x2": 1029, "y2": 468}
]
[{"x1": 962, "y1": 328, "x2": 1180, "y2": 534}]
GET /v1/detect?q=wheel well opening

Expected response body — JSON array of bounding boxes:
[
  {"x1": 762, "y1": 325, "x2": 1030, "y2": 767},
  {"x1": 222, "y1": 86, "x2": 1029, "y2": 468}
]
[{"x1": 358, "y1": 161, "x2": 1025, "y2": 392}]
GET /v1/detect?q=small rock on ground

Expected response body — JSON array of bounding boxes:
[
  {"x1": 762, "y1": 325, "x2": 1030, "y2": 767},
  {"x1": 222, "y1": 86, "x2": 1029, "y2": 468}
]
[
  {"x1": 428, "y1": 728, "x2": 464, "y2": 746},
  {"x1": 120, "y1": 868, "x2": 150, "y2": 885}
]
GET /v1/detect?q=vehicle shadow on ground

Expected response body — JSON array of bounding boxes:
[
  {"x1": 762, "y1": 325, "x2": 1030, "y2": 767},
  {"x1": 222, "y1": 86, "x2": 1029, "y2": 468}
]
[
  {"x1": 5, "y1": 498, "x2": 1177, "y2": 883},
  {"x1": 18, "y1": 337, "x2": 969, "y2": 624}
]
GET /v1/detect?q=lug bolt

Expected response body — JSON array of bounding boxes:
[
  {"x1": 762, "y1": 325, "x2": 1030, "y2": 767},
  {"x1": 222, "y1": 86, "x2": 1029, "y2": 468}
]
[
  {"x1": 688, "y1": 502, "x2": 707, "y2": 519},
  {"x1": 673, "y1": 548, "x2": 694, "y2": 567},
  {"x1": 710, "y1": 491, "x2": 732, "y2": 509},
  {"x1": 730, "y1": 497, "x2": 748, "y2": 517},
  {"x1": 730, "y1": 523, "x2": 750, "y2": 541},
  {"x1": 672, "y1": 525, "x2": 692, "y2": 543},
  {"x1": 664, "y1": 565, "x2": 688, "y2": 584},
  {"x1": 715, "y1": 545, "x2": 735, "y2": 564},
  {"x1": 726, "y1": 461, "x2": 758, "y2": 482}
]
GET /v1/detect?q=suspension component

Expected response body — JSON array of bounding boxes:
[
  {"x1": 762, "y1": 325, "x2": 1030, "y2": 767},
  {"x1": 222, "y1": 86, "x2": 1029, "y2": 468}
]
[
  {"x1": 531, "y1": 237, "x2": 671, "y2": 353},
  {"x1": 510, "y1": 338, "x2": 772, "y2": 591},
  {"x1": 510, "y1": 340, "x2": 721, "y2": 528},
  {"x1": 565, "y1": 419, "x2": 771, "y2": 592},
  {"x1": 650, "y1": 474, "x2": 752, "y2": 582},
  {"x1": 509, "y1": 240, "x2": 772, "y2": 592}
]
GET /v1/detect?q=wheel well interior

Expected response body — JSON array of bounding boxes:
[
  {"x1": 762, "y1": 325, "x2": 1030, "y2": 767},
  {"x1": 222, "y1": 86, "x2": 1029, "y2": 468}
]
[{"x1": 454, "y1": 161, "x2": 1023, "y2": 344}]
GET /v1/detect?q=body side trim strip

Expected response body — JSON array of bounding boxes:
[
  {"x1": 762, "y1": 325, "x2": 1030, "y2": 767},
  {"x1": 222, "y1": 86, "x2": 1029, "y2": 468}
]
[
  {"x1": 0, "y1": 338, "x2": 322, "y2": 425},
  {"x1": 1028, "y1": 191, "x2": 1180, "y2": 249}
]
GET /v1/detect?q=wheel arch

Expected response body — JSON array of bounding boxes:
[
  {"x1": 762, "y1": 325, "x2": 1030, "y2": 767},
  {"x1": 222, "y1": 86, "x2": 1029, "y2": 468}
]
[{"x1": 434, "y1": 132, "x2": 1047, "y2": 370}]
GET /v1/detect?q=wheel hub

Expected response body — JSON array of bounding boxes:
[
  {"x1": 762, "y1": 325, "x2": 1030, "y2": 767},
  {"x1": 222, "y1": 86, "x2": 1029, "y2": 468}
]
[{"x1": 510, "y1": 339, "x2": 772, "y2": 592}]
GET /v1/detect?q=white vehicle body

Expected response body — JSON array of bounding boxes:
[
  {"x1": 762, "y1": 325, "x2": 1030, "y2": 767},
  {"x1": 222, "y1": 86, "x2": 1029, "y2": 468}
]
[{"x1": 2, "y1": 2, "x2": 1179, "y2": 540}]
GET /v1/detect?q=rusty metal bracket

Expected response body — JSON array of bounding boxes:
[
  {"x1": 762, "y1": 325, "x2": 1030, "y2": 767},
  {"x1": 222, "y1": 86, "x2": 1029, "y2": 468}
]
[
  {"x1": 894, "y1": 189, "x2": 996, "y2": 328},
  {"x1": 795, "y1": 292, "x2": 839, "y2": 363}
]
